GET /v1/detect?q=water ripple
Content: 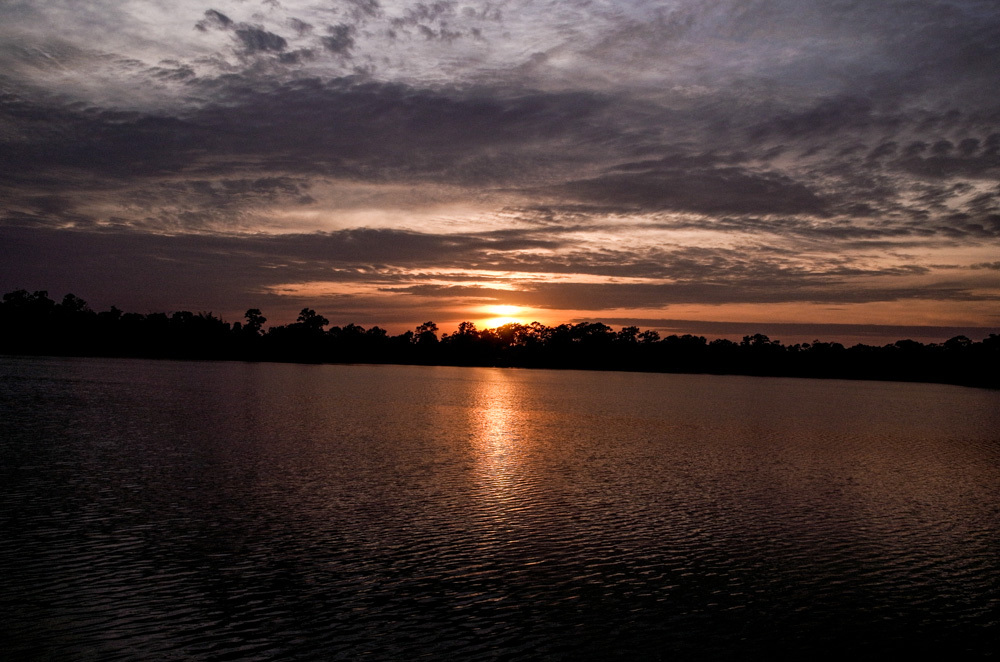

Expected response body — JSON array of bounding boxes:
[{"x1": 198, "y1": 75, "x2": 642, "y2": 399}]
[{"x1": 1, "y1": 358, "x2": 998, "y2": 659}]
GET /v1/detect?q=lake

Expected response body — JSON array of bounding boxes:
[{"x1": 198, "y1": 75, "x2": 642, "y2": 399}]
[{"x1": 1, "y1": 356, "x2": 998, "y2": 659}]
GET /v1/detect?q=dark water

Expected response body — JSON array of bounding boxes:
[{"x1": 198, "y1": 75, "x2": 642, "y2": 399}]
[{"x1": 1, "y1": 356, "x2": 998, "y2": 660}]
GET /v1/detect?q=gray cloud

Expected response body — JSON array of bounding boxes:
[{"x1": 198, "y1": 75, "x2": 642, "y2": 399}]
[
  {"x1": 386, "y1": 280, "x2": 995, "y2": 310},
  {"x1": 345, "y1": 0, "x2": 382, "y2": 20},
  {"x1": 893, "y1": 148, "x2": 1000, "y2": 179},
  {"x1": 0, "y1": 77, "x2": 616, "y2": 188},
  {"x1": 235, "y1": 26, "x2": 288, "y2": 53},
  {"x1": 195, "y1": 9, "x2": 234, "y2": 31},
  {"x1": 287, "y1": 18, "x2": 314, "y2": 36},
  {"x1": 194, "y1": 9, "x2": 290, "y2": 56},
  {"x1": 557, "y1": 165, "x2": 827, "y2": 215},
  {"x1": 1, "y1": 0, "x2": 999, "y2": 337},
  {"x1": 5, "y1": 222, "x2": 977, "y2": 318},
  {"x1": 321, "y1": 24, "x2": 356, "y2": 55}
]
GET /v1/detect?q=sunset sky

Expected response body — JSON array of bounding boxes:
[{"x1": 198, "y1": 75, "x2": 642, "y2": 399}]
[{"x1": 2, "y1": 0, "x2": 998, "y2": 343}]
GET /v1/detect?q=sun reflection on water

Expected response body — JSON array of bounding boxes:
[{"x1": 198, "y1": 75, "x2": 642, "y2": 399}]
[{"x1": 469, "y1": 370, "x2": 529, "y2": 521}]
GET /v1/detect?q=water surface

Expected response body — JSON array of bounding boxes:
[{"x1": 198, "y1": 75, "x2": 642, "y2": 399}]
[{"x1": 1, "y1": 357, "x2": 998, "y2": 659}]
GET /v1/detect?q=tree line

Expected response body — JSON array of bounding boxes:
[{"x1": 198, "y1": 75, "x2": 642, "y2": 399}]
[{"x1": 2, "y1": 289, "x2": 998, "y2": 388}]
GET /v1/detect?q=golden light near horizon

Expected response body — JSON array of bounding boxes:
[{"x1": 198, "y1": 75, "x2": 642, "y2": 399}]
[
  {"x1": 482, "y1": 304, "x2": 527, "y2": 328},
  {"x1": 489, "y1": 305, "x2": 521, "y2": 316}
]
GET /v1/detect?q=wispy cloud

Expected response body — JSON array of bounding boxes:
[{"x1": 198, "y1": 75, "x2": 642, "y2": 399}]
[{"x1": 1, "y1": 0, "x2": 998, "y2": 340}]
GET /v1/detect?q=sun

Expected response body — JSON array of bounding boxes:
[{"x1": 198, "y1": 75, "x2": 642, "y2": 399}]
[
  {"x1": 488, "y1": 305, "x2": 521, "y2": 317},
  {"x1": 482, "y1": 305, "x2": 526, "y2": 328}
]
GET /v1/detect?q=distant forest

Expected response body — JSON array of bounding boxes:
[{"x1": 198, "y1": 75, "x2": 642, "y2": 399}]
[{"x1": 2, "y1": 289, "x2": 998, "y2": 388}]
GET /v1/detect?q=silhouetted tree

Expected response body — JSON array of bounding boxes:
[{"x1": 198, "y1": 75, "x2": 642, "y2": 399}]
[
  {"x1": 296, "y1": 308, "x2": 329, "y2": 333},
  {"x1": 943, "y1": 335, "x2": 972, "y2": 350},
  {"x1": 455, "y1": 321, "x2": 478, "y2": 337},
  {"x1": 741, "y1": 333, "x2": 778, "y2": 348},
  {"x1": 60, "y1": 293, "x2": 90, "y2": 313},
  {"x1": 244, "y1": 308, "x2": 267, "y2": 336},
  {"x1": 638, "y1": 329, "x2": 661, "y2": 344},
  {"x1": 2, "y1": 288, "x2": 998, "y2": 387},
  {"x1": 415, "y1": 321, "x2": 439, "y2": 344},
  {"x1": 617, "y1": 326, "x2": 640, "y2": 344}
]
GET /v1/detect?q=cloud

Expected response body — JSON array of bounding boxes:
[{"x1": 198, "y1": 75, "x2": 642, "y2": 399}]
[
  {"x1": 6, "y1": 221, "x2": 983, "y2": 317},
  {"x1": 234, "y1": 27, "x2": 288, "y2": 53},
  {"x1": 557, "y1": 165, "x2": 827, "y2": 215},
  {"x1": 749, "y1": 97, "x2": 884, "y2": 141},
  {"x1": 287, "y1": 18, "x2": 314, "y2": 36},
  {"x1": 0, "y1": 76, "x2": 617, "y2": 189},
  {"x1": 321, "y1": 24, "x2": 355, "y2": 55},
  {"x1": 1, "y1": 0, "x2": 999, "y2": 335},
  {"x1": 893, "y1": 149, "x2": 1000, "y2": 179},
  {"x1": 344, "y1": 0, "x2": 382, "y2": 20},
  {"x1": 195, "y1": 9, "x2": 234, "y2": 31},
  {"x1": 194, "y1": 8, "x2": 289, "y2": 57},
  {"x1": 387, "y1": 280, "x2": 995, "y2": 310}
]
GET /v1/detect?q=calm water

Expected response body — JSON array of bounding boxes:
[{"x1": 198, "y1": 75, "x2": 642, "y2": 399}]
[{"x1": 1, "y1": 356, "x2": 998, "y2": 660}]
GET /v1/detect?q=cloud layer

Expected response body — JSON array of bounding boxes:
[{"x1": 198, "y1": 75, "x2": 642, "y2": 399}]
[{"x1": 2, "y1": 0, "x2": 998, "y2": 341}]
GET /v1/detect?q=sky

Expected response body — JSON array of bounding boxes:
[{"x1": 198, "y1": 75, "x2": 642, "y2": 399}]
[{"x1": 2, "y1": 0, "x2": 999, "y2": 344}]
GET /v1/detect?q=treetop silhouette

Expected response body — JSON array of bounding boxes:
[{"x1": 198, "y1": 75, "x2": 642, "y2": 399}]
[{"x1": 1, "y1": 289, "x2": 996, "y2": 388}]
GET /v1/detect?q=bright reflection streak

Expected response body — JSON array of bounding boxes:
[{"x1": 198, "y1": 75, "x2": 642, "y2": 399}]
[{"x1": 470, "y1": 370, "x2": 528, "y2": 524}]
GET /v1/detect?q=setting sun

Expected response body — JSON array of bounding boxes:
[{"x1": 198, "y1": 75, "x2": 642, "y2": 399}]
[
  {"x1": 488, "y1": 305, "x2": 520, "y2": 317},
  {"x1": 482, "y1": 305, "x2": 526, "y2": 328}
]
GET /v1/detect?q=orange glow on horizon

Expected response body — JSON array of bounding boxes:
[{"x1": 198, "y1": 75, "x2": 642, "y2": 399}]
[
  {"x1": 480, "y1": 305, "x2": 528, "y2": 329},
  {"x1": 483, "y1": 316, "x2": 522, "y2": 328}
]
